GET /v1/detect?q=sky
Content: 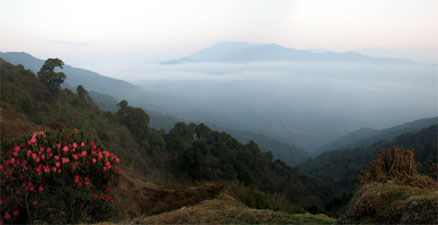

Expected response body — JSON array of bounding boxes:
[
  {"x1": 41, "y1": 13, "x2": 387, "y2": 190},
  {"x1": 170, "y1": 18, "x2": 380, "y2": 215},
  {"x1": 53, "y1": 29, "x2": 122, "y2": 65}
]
[{"x1": 0, "y1": 0, "x2": 437, "y2": 69}]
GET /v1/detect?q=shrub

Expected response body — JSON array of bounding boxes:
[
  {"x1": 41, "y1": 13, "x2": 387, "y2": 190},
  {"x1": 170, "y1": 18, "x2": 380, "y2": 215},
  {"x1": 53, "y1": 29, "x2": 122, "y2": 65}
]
[
  {"x1": 0, "y1": 129, "x2": 122, "y2": 224},
  {"x1": 356, "y1": 147, "x2": 435, "y2": 188}
]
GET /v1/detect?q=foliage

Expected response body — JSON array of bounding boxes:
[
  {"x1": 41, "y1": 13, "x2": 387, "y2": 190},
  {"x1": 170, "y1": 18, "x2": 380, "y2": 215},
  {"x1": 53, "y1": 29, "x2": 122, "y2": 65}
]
[
  {"x1": 223, "y1": 182, "x2": 306, "y2": 214},
  {"x1": 356, "y1": 148, "x2": 435, "y2": 188},
  {"x1": 36, "y1": 58, "x2": 66, "y2": 92},
  {"x1": 116, "y1": 100, "x2": 150, "y2": 141},
  {"x1": 300, "y1": 124, "x2": 437, "y2": 192},
  {"x1": 0, "y1": 129, "x2": 121, "y2": 224},
  {"x1": 340, "y1": 183, "x2": 438, "y2": 224}
]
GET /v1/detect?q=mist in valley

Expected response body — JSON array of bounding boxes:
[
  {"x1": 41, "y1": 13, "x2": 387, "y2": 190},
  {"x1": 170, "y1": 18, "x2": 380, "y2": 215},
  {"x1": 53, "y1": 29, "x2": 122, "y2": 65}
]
[{"x1": 111, "y1": 61, "x2": 437, "y2": 152}]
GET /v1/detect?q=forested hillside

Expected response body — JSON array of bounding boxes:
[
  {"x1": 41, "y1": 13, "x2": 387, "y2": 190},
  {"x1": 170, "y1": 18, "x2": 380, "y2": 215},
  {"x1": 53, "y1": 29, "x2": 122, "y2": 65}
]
[
  {"x1": 300, "y1": 124, "x2": 437, "y2": 192},
  {"x1": 0, "y1": 59, "x2": 333, "y2": 216},
  {"x1": 319, "y1": 117, "x2": 437, "y2": 153}
]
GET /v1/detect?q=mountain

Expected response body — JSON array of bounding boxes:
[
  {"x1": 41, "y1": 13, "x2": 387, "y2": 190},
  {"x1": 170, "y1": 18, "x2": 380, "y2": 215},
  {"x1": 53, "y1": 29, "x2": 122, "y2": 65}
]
[
  {"x1": 318, "y1": 117, "x2": 438, "y2": 153},
  {"x1": 161, "y1": 42, "x2": 414, "y2": 64},
  {"x1": 299, "y1": 124, "x2": 438, "y2": 192}
]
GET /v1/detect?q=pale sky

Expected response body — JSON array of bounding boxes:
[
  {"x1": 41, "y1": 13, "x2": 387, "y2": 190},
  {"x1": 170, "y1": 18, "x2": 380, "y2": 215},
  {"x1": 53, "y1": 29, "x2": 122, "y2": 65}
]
[{"x1": 1, "y1": 0, "x2": 437, "y2": 67}]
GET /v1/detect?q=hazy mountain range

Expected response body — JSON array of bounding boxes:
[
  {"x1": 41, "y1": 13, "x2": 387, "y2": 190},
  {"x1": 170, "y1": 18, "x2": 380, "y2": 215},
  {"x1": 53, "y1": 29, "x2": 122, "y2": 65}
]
[{"x1": 162, "y1": 42, "x2": 414, "y2": 64}]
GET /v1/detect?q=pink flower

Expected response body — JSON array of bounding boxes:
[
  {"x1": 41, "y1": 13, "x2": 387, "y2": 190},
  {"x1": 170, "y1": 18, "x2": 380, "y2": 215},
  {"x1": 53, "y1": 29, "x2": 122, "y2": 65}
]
[
  {"x1": 32, "y1": 200, "x2": 38, "y2": 206},
  {"x1": 72, "y1": 154, "x2": 79, "y2": 161},
  {"x1": 55, "y1": 162, "x2": 61, "y2": 167},
  {"x1": 28, "y1": 137, "x2": 36, "y2": 145},
  {"x1": 93, "y1": 193, "x2": 98, "y2": 199},
  {"x1": 104, "y1": 151, "x2": 110, "y2": 158},
  {"x1": 63, "y1": 146, "x2": 69, "y2": 152},
  {"x1": 103, "y1": 166, "x2": 107, "y2": 172},
  {"x1": 31, "y1": 153, "x2": 37, "y2": 159},
  {"x1": 81, "y1": 142, "x2": 85, "y2": 147},
  {"x1": 92, "y1": 158, "x2": 96, "y2": 163},
  {"x1": 115, "y1": 157, "x2": 120, "y2": 163},
  {"x1": 4, "y1": 212, "x2": 11, "y2": 220},
  {"x1": 46, "y1": 148, "x2": 52, "y2": 153},
  {"x1": 57, "y1": 143, "x2": 61, "y2": 148},
  {"x1": 13, "y1": 152, "x2": 18, "y2": 157},
  {"x1": 74, "y1": 128, "x2": 79, "y2": 133},
  {"x1": 29, "y1": 186, "x2": 35, "y2": 192},
  {"x1": 74, "y1": 175, "x2": 80, "y2": 183},
  {"x1": 82, "y1": 151, "x2": 87, "y2": 157},
  {"x1": 14, "y1": 146, "x2": 20, "y2": 151},
  {"x1": 118, "y1": 169, "x2": 122, "y2": 175},
  {"x1": 61, "y1": 158, "x2": 70, "y2": 164},
  {"x1": 38, "y1": 186, "x2": 44, "y2": 192},
  {"x1": 72, "y1": 142, "x2": 78, "y2": 148},
  {"x1": 54, "y1": 156, "x2": 60, "y2": 161},
  {"x1": 35, "y1": 157, "x2": 40, "y2": 163},
  {"x1": 41, "y1": 154, "x2": 46, "y2": 160},
  {"x1": 13, "y1": 210, "x2": 19, "y2": 217},
  {"x1": 52, "y1": 167, "x2": 57, "y2": 172}
]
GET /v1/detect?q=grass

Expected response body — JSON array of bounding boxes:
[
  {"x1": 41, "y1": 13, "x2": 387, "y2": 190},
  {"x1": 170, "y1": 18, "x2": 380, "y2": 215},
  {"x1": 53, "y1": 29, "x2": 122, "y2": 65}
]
[
  {"x1": 125, "y1": 194, "x2": 335, "y2": 224},
  {"x1": 340, "y1": 182, "x2": 438, "y2": 224}
]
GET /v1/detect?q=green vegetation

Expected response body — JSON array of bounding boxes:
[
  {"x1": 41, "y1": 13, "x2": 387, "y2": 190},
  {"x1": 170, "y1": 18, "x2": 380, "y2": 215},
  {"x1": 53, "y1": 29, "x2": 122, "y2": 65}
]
[
  {"x1": 340, "y1": 148, "x2": 437, "y2": 224},
  {"x1": 300, "y1": 124, "x2": 437, "y2": 192},
  {"x1": 0, "y1": 59, "x2": 335, "y2": 222},
  {"x1": 127, "y1": 194, "x2": 335, "y2": 225}
]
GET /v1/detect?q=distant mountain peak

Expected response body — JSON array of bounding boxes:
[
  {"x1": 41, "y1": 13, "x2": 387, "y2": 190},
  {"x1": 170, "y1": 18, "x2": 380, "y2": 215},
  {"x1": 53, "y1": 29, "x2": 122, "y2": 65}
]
[{"x1": 161, "y1": 42, "x2": 414, "y2": 64}]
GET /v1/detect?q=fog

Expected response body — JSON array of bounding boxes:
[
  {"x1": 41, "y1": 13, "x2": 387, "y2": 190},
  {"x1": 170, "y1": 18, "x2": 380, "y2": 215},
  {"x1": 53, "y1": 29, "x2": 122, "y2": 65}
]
[{"x1": 117, "y1": 62, "x2": 437, "y2": 151}]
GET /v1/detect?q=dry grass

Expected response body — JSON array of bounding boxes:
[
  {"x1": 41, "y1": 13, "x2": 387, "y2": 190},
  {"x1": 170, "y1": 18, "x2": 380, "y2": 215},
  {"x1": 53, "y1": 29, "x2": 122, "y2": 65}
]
[
  {"x1": 111, "y1": 171, "x2": 223, "y2": 221},
  {"x1": 0, "y1": 102, "x2": 44, "y2": 139},
  {"x1": 125, "y1": 194, "x2": 335, "y2": 225},
  {"x1": 341, "y1": 182, "x2": 438, "y2": 224}
]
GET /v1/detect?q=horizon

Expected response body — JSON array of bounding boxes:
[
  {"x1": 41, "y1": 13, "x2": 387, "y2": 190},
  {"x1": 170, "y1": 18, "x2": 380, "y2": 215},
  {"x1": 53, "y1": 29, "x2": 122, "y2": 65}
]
[{"x1": 1, "y1": 0, "x2": 437, "y2": 73}]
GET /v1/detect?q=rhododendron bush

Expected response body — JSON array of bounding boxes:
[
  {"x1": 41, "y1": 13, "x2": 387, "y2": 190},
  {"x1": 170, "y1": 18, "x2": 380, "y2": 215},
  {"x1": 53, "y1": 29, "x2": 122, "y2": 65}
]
[{"x1": 0, "y1": 129, "x2": 122, "y2": 224}]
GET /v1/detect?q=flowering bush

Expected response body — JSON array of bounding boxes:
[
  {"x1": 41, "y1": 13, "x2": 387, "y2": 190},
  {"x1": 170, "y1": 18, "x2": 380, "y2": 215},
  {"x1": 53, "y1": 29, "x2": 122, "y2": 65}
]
[{"x1": 0, "y1": 129, "x2": 122, "y2": 224}]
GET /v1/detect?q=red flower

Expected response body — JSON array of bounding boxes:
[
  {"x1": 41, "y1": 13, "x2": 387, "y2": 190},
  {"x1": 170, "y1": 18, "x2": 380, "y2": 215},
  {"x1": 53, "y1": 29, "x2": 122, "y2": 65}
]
[
  {"x1": 0, "y1": 200, "x2": 10, "y2": 205},
  {"x1": 32, "y1": 200, "x2": 38, "y2": 206},
  {"x1": 81, "y1": 142, "x2": 85, "y2": 147},
  {"x1": 55, "y1": 162, "x2": 61, "y2": 167},
  {"x1": 63, "y1": 146, "x2": 69, "y2": 152},
  {"x1": 72, "y1": 154, "x2": 79, "y2": 161},
  {"x1": 46, "y1": 147, "x2": 52, "y2": 153},
  {"x1": 72, "y1": 142, "x2": 78, "y2": 148},
  {"x1": 93, "y1": 193, "x2": 98, "y2": 199},
  {"x1": 4, "y1": 212, "x2": 11, "y2": 220},
  {"x1": 62, "y1": 158, "x2": 70, "y2": 164},
  {"x1": 38, "y1": 186, "x2": 44, "y2": 192},
  {"x1": 41, "y1": 154, "x2": 46, "y2": 160},
  {"x1": 14, "y1": 146, "x2": 20, "y2": 151},
  {"x1": 81, "y1": 151, "x2": 87, "y2": 157},
  {"x1": 115, "y1": 158, "x2": 120, "y2": 163},
  {"x1": 103, "y1": 166, "x2": 107, "y2": 172},
  {"x1": 12, "y1": 152, "x2": 18, "y2": 157},
  {"x1": 13, "y1": 210, "x2": 19, "y2": 217},
  {"x1": 35, "y1": 157, "x2": 40, "y2": 163},
  {"x1": 118, "y1": 169, "x2": 122, "y2": 175},
  {"x1": 74, "y1": 128, "x2": 79, "y2": 133},
  {"x1": 92, "y1": 158, "x2": 97, "y2": 163},
  {"x1": 15, "y1": 189, "x2": 20, "y2": 195},
  {"x1": 75, "y1": 175, "x2": 80, "y2": 183}
]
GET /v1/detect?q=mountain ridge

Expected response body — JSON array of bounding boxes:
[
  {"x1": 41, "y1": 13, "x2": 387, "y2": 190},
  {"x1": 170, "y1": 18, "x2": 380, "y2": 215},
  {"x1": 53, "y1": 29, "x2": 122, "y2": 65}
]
[{"x1": 161, "y1": 42, "x2": 414, "y2": 64}]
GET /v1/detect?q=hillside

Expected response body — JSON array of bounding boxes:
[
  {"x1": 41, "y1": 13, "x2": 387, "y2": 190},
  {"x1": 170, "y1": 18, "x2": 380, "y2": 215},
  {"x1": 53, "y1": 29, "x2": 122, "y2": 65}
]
[
  {"x1": 319, "y1": 117, "x2": 438, "y2": 153},
  {"x1": 161, "y1": 42, "x2": 413, "y2": 64},
  {"x1": 299, "y1": 124, "x2": 438, "y2": 192},
  {"x1": 0, "y1": 52, "x2": 309, "y2": 165},
  {"x1": 0, "y1": 59, "x2": 335, "y2": 223}
]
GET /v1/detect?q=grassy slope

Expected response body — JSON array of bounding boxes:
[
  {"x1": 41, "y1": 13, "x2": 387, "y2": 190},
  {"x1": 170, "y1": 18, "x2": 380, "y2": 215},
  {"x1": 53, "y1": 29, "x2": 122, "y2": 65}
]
[
  {"x1": 123, "y1": 194, "x2": 335, "y2": 225},
  {"x1": 340, "y1": 183, "x2": 438, "y2": 224}
]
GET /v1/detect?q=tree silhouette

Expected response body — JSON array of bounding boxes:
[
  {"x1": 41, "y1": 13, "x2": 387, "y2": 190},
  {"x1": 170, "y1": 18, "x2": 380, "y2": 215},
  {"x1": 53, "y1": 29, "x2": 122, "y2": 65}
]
[{"x1": 37, "y1": 58, "x2": 66, "y2": 91}]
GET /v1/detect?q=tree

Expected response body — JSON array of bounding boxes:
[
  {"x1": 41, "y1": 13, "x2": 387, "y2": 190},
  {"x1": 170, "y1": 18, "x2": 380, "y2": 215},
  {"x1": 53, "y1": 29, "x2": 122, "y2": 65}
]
[
  {"x1": 77, "y1": 85, "x2": 89, "y2": 98},
  {"x1": 37, "y1": 58, "x2": 66, "y2": 91}
]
